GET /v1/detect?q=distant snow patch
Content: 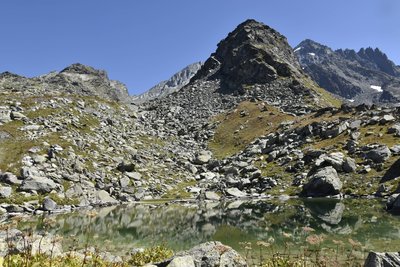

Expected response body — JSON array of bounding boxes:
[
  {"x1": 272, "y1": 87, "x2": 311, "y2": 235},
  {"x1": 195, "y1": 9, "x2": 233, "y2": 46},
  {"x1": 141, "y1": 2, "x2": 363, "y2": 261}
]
[
  {"x1": 348, "y1": 99, "x2": 355, "y2": 103},
  {"x1": 370, "y1": 85, "x2": 383, "y2": 92},
  {"x1": 294, "y1": 47, "x2": 302, "y2": 52},
  {"x1": 308, "y1": 52, "x2": 316, "y2": 56}
]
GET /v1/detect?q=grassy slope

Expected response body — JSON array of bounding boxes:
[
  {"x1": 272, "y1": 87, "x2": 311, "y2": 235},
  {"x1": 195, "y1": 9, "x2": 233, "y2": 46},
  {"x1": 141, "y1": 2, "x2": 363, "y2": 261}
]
[{"x1": 209, "y1": 99, "x2": 400, "y2": 196}]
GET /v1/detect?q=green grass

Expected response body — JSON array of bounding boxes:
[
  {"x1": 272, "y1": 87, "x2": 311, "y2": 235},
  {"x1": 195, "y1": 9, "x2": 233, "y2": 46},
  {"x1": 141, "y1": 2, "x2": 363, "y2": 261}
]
[
  {"x1": 301, "y1": 77, "x2": 342, "y2": 108},
  {"x1": 161, "y1": 180, "x2": 197, "y2": 199},
  {"x1": 209, "y1": 101, "x2": 294, "y2": 159}
]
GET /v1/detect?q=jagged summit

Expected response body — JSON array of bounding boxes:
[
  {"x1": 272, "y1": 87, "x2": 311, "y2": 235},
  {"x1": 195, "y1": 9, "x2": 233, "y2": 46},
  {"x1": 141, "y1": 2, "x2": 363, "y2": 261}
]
[
  {"x1": 133, "y1": 62, "x2": 202, "y2": 103},
  {"x1": 295, "y1": 39, "x2": 333, "y2": 57},
  {"x1": 193, "y1": 19, "x2": 304, "y2": 91},
  {"x1": 295, "y1": 39, "x2": 400, "y2": 104},
  {"x1": 60, "y1": 63, "x2": 108, "y2": 77}
]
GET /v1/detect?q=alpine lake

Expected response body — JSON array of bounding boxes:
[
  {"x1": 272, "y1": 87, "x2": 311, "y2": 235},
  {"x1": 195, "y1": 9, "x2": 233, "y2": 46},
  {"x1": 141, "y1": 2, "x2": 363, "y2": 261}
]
[{"x1": 14, "y1": 198, "x2": 400, "y2": 264}]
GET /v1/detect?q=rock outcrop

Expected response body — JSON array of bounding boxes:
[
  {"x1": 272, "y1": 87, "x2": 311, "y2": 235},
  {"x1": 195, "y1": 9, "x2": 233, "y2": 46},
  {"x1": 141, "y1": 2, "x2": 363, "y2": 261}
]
[
  {"x1": 364, "y1": 252, "x2": 400, "y2": 267},
  {"x1": 0, "y1": 63, "x2": 131, "y2": 103}
]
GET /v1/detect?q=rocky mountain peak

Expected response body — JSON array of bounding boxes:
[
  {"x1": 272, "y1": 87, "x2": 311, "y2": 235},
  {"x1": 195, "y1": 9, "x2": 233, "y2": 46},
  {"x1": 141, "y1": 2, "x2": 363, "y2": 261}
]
[
  {"x1": 133, "y1": 62, "x2": 202, "y2": 103},
  {"x1": 296, "y1": 39, "x2": 332, "y2": 53},
  {"x1": 193, "y1": 19, "x2": 304, "y2": 91},
  {"x1": 60, "y1": 63, "x2": 106, "y2": 76},
  {"x1": 357, "y1": 47, "x2": 398, "y2": 76},
  {"x1": 0, "y1": 63, "x2": 131, "y2": 103}
]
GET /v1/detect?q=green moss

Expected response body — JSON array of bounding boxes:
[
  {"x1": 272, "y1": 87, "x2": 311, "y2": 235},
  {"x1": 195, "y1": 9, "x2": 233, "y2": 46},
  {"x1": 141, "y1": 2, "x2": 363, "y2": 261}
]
[
  {"x1": 25, "y1": 108, "x2": 57, "y2": 119},
  {"x1": 47, "y1": 193, "x2": 80, "y2": 206},
  {"x1": 129, "y1": 245, "x2": 174, "y2": 266},
  {"x1": 0, "y1": 193, "x2": 40, "y2": 205},
  {"x1": 359, "y1": 124, "x2": 399, "y2": 147},
  {"x1": 301, "y1": 77, "x2": 342, "y2": 108},
  {"x1": 162, "y1": 180, "x2": 197, "y2": 199},
  {"x1": 255, "y1": 160, "x2": 300, "y2": 196}
]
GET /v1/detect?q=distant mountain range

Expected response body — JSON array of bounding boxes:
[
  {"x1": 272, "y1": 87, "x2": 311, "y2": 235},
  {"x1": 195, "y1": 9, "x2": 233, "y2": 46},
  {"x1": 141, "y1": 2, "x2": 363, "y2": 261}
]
[
  {"x1": 132, "y1": 62, "x2": 202, "y2": 103},
  {"x1": 135, "y1": 37, "x2": 400, "y2": 107},
  {"x1": 294, "y1": 39, "x2": 400, "y2": 105}
]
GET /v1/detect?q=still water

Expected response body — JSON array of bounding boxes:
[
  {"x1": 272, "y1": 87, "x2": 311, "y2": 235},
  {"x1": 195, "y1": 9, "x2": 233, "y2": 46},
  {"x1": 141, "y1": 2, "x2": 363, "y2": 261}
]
[{"x1": 16, "y1": 198, "x2": 400, "y2": 256}]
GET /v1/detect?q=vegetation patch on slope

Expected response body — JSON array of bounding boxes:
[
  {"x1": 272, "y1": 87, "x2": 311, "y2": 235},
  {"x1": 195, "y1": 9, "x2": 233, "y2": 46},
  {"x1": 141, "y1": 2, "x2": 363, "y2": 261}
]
[{"x1": 209, "y1": 101, "x2": 294, "y2": 159}]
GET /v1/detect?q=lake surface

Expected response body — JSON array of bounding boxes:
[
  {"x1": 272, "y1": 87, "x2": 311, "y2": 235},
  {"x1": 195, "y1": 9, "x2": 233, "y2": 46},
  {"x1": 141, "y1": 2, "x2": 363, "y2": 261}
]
[{"x1": 16, "y1": 198, "x2": 400, "y2": 260}]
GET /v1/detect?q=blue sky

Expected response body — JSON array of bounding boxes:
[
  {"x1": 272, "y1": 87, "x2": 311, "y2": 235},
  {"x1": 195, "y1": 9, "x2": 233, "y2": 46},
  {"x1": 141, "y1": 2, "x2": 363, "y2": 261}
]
[{"x1": 0, "y1": 0, "x2": 399, "y2": 95}]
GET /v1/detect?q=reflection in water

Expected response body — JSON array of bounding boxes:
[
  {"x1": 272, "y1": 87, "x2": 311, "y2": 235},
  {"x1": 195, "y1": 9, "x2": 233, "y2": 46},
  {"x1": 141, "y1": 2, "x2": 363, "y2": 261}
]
[{"x1": 17, "y1": 199, "x2": 400, "y2": 255}]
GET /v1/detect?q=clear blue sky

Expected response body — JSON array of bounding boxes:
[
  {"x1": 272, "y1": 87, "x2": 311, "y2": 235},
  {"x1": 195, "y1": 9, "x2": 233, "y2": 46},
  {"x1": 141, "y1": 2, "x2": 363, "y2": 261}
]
[{"x1": 0, "y1": 0, "x2": 399, "y2": 95}]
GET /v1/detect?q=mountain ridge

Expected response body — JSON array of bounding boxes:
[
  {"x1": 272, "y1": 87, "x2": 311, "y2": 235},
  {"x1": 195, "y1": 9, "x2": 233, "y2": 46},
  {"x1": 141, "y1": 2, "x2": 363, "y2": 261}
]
[
  {"x1": 0, "y1": 63, "x2": 132, "y2": 103},
  {"x1": 133, "y1": 62, "x2": 202, "y2": 103},
  {"x1": 295, "y1": 39, "x2": 400, "y2": 105}
]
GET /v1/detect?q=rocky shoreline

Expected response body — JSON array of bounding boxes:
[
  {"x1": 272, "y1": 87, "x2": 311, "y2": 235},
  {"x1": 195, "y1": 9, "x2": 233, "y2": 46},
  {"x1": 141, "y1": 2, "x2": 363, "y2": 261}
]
[{"x1": 0, "y1": 227, "x2": 396, "y2": 267}]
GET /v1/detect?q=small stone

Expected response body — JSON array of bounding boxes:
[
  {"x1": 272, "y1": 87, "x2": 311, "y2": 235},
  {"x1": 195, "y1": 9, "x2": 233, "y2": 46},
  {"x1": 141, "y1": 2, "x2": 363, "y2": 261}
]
[
  {"x1": 0, "y1": 186, "x2": 12, "y2": 198},
  {"x1": 380, "y1": 114, "x2": 395, "y2": 124},
  {"x1": 42, "y1": 197, "x2": 58, "y2": 211},
  {"x1": 95, "y1": 190, "x2": 118, "y2": 205},
  {"x1": 205, "y1": 191, "x2": 220, "y2": 201},
  {"x1": 31, "y1": 155, "x2": 47, "y2": 164},
  {"x1": 193, "y1": 151, "x2": 212, "y2": 165},
  {"x1": 120, "y1": 177, "x2": 130, "y2": 187},
  {"x1": 343, "y1": 157, "x2": 357, "y2": 173},
  {"x1": 117, "y1": 162, "x2": 136, "y2": 172},
  {"x1": 125, "y1": 172, "x2": 142, "y2": 180},
  {"x1": 225, "y1": 188, "x2": 247, "y2": 198},
  {"x1": 10, "y1": 111, "x2": 27, "y2": 120},
  {"x1": 167, "y1": 255, "x2": 195, "y2": 267},
  {"x1": 0, "y1": 172, "x2": 22, "y2": 185}
]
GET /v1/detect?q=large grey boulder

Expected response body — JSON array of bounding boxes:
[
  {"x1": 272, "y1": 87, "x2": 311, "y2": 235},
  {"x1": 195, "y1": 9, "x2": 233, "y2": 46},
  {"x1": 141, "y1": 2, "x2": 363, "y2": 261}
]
[
  {"x1": 20, "y1": 176, "x2": 58, "y2": 193},
  {"x1": 95, "y1": 190, "x2": 118, "y2": 205},
  {"x1": 365, "y1": 145, "x2": 391, "y2": 163},
  {"x1": 386, "y1": 194, "x2": 400, "y2": 214},
  {"x1": 364, "y1": 252, "x2": 400, "y2": 267},
  {"x1": 159, "y1": 241, "x2": 247, "y2": 267},
  {"x1": 301, "y1": 166, "x2": 342, "y2": 197},
  {"x1": 0, "y1": 172, "x2": 22, "y2": 185}
]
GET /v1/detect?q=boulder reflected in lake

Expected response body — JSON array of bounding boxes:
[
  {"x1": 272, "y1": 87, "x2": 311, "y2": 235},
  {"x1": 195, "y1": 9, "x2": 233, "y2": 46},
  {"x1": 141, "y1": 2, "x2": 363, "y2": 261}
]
[{"x1": 303, "y1": 198, "x2": 345, "y2": 225}]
